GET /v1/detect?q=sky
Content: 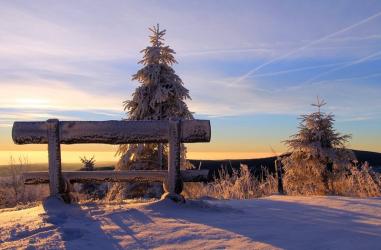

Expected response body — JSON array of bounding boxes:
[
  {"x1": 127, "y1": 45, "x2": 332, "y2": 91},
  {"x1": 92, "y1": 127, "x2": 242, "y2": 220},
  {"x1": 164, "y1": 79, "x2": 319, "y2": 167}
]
[{"x1": 1, "y1": 0, "x2": 381, "y2": 164}]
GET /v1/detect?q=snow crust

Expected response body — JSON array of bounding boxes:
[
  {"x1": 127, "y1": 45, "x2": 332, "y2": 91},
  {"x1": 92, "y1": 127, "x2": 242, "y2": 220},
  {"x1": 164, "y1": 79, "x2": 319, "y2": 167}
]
[{"x1": 1, "y1": 195, "x2": 380, "y2": 249}]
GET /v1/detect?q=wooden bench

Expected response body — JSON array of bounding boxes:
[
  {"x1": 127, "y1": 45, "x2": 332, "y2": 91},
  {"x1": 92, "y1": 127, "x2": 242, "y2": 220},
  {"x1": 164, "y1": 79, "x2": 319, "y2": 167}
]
[{"x1": 12, "y1": 119, "x2": 211, "y2": 202}]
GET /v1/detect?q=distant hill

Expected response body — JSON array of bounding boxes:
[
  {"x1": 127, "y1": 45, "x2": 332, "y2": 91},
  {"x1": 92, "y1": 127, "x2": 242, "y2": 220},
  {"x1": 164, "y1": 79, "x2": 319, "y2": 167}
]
[
  {"x1": 1, "y1": 149, "x2": 379, "y2": 177},
  {"x1": 189, "y1": 149, "x2": 381, "y2": 177}
]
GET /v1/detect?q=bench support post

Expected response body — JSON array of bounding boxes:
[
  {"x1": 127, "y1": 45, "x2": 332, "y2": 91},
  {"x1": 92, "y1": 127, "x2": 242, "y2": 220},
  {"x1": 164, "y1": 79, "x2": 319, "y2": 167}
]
[
  {"x1": 47, "y1": 119, "x2": 67, "y2": 201},
  {"x1": 163, "y1": 120, "x2": 184, "y2": 202},
  {"x1": 275, "y1": 159, "x2": 284, "y2": 195}
]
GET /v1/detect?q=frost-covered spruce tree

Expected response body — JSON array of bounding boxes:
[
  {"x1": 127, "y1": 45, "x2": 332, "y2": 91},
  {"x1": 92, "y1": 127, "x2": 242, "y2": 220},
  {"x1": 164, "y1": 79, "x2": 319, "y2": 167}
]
[
  {"x1": 112, "y1": 25, "x2": 193, "y2": 198},
  {"x1": 281, "y1": 98, "x2": 355, "y2": 195}
]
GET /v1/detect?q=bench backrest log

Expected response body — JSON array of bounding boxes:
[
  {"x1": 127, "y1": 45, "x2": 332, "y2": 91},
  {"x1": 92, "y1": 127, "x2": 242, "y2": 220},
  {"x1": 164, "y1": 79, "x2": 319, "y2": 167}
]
[
  {"x1": 12, "y1": 119, "x2": 211, "y2": 201},
  {"x1": 13, "y1": 120, "x2": 211, "y2": 144}
]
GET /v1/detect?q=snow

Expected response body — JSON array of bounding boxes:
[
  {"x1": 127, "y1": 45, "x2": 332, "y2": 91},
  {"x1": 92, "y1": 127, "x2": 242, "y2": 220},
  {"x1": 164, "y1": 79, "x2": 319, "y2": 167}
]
[{"x1": 1, "y1": 195, "x2": 381, "y2": 249}]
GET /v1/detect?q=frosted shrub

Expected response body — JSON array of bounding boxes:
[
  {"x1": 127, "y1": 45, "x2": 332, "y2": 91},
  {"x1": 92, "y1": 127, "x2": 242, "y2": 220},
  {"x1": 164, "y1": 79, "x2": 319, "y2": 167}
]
[
  {"x1": 330, "y1": 162, "x2": 381, "y2": 197},
  {"x1": 0, "y1": 157, "x2": 49, "y2": 208},
  {"x1": 282, "y1": 153, "x2": 327, "y2": 195},
  {"x1": 79, "y1": 156, "x2": 95, "y2": 171},
  {"x1": 182, "y1": 164, "x2": 277, "y2": 200},
  {"x1": 0, "y1": 157, "x2": 28, "y2": 207},
  {"x1": 75, "y1": 156, "x2": 108, "y2": 200}
]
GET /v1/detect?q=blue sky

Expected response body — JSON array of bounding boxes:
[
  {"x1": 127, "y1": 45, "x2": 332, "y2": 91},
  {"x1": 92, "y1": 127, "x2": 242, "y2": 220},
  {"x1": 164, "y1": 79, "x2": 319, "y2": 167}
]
[{"x1": 1, "y1": 0, "x2": 381, "y2": 161}]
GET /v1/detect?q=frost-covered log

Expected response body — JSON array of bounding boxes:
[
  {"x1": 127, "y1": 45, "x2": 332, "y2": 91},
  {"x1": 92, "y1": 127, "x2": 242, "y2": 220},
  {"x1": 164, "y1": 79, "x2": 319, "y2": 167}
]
[
  {"x1": 46, "y1": 119, "x2": 66, "y2": 199},
  {"x1": 181, "y1": 169, "x2": 210, "y2": 182},
  {"x1": 23, "y1": 170, "x2": 209, "y2": 184},
  {"x1": 12, "y1": 120, "x2": 211, "y2": 144},
  {"x1": 162, "y1": 120, "x2": 184, "y2": 202}
]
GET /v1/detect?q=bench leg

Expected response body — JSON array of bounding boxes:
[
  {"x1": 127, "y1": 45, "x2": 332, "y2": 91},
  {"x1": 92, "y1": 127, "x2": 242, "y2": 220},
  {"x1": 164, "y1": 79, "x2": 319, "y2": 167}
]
[
  {"x1": 47, "y1": 119, "x2": 69, "y2": 202},
  {"x1": 163, "y1": 120, "x2": 184, "y2": 202},
  {"x1": 275, "y1": 159, "x2": 284, "y2": 195}
]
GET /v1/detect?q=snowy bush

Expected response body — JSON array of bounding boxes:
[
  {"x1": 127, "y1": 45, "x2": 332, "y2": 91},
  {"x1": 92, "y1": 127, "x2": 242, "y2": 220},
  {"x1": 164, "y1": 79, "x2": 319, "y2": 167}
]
[
  {"x1": 73, "y1": 156, "x2": 108, "y2": 200},
  {"x1": 79, "y1": 156, "x2": 95, "y2": 171},
  {"x1": 330, "y1": 162, "x2": 381, "y2": 197},
  {"x1": 183, "y1": 164, "x2": 277, "y2": 199}
]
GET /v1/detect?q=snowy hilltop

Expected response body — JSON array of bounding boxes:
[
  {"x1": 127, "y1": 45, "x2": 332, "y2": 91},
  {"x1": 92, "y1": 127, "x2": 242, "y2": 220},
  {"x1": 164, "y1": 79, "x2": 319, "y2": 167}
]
[{"x1": 1, "y1": 195, "x2": 381, "y2": 249}]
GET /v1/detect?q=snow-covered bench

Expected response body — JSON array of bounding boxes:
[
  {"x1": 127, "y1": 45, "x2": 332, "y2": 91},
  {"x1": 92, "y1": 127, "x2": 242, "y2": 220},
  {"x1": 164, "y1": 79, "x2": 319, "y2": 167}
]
[{"x1": 12, "y1": 119, "x2": 211, "y2": 202}]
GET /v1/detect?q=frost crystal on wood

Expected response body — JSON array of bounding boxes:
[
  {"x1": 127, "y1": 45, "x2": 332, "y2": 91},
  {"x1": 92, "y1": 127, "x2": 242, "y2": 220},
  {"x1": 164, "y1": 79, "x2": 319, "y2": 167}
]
[
  {"x1": 12, "y1": 119, "x2": 211, "y2": 203},
  {"x1": 46, "y1": 119, "x2": 64, "y2": 198},
  {"x1": 23, "y1": 170, "x2": 209, "y2": 184},
  {"x1": 13, "y1": 120, "x2": 210, "y2": 144}
]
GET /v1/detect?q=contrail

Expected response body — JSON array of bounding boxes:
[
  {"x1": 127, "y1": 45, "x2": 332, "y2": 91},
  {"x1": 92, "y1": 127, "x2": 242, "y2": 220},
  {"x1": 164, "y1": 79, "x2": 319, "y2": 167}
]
[
  {"x1": 303, "y1": 50, "x2": 381, "y2": 84},
  {"x1": 179, "y1": 48, "x2": 271, "y2": 57},
  {"x1": 284, "y1": 72, "x2": 381, "y2": 92},
  {"x1": 253, "y1": 62, "x2": 347, "y2": 77},
  {"x1": 253, "y1": 55, "x2": 381, "y2": 78},
  {"x1": 311, "y1": 72, "x2": 381, "y2": 85},
  {"x1": 233, "y1": 10, "x2": 381, "y2": 84}
]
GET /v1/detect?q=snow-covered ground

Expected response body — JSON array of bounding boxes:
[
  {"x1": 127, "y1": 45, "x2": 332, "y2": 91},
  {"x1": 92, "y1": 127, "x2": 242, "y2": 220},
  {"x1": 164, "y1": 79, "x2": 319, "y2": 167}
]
[{"x1": 1, "y1": 195, "x2": 380, "y2": 249}]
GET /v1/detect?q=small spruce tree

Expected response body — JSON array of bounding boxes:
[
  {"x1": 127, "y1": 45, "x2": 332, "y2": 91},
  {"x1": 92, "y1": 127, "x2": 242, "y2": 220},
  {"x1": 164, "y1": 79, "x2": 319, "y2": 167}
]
[
  {"x1": 281, "y1": 97, "x2": 355, "y2": 195},
  {"x1": 80, "y1": 156, "x2": 95, "y2": 171}
]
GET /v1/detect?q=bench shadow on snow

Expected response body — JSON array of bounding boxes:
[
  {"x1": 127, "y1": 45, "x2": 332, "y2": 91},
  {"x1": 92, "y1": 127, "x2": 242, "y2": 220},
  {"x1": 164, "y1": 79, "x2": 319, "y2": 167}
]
[
  {"x1": 42, "y1": 197, "x2": 121, "y2": 249},
  {"x1": 107, "y1": 208, "x2": 153, "y2": 249},
  {"x1": 146, "y1": 197, "x2": 381, "y2": 249},
  {"x1": 41, "y1": 196, "x2": 381, "y2": 249}
]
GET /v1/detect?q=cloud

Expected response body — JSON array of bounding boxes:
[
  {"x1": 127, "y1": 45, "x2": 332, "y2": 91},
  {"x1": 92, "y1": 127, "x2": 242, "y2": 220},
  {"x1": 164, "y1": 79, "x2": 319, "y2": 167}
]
[
  {"x1": 0, "y1": 111, "x2": 80, "y2": 127},
  {"x1": 182, "y1": 67, "x2": 381, "y2": 119},
  {"x1": 0, "y1": 79, "x2": 125, "y2": 118},
  {"x1": 303, "y1": 50, "x2": 381, "y2": 84},
  {"x1": 233, "y1": 9, "x2": 381, "y2": 84},
  {"x1": 2, "y1": 1, "x2": 381, "y2": 64},
  {"x1": 0, "y1": 3, "x2": 145, "y2": 61},
  {"x1": 1, "y1": 1, "x2": 381, "y2": 121},
  {"x1": 323, "y1": 34, "x2": 381, "y2": 43}
]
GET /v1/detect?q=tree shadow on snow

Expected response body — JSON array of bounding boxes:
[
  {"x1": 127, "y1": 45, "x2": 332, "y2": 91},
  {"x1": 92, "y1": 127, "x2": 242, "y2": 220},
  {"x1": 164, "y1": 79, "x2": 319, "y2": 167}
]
[{"x1": 146, "y1": 197, "x2": 381, "y2": 249}]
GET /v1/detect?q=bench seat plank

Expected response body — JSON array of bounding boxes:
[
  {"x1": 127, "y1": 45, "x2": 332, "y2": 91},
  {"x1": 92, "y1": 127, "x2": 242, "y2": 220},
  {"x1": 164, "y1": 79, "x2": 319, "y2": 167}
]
[{"x1": 23, "y1": 170, "x2": 210, "y2": 184}]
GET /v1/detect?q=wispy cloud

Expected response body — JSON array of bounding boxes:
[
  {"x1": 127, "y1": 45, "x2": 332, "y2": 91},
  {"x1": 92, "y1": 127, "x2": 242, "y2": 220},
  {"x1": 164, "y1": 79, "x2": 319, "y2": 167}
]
[
  {"x1": 182, "y1": 66, "x2": 381, "y2": 118},
  {"x1": 0, "y1": 79, "x2": 125, "y2": 113},
  {"x1": 303, "y1": 50, "x2": 381, "y2": 84},
  {"x1": 233, "y1": 9, "x2": 381, "y2": 84}
]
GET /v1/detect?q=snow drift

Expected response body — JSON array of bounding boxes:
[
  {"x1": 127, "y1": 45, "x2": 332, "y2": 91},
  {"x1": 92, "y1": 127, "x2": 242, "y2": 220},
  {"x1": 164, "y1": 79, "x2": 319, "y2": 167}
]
[{"x1": 1, "y1": 195, "x2": 381, "y2": 249}]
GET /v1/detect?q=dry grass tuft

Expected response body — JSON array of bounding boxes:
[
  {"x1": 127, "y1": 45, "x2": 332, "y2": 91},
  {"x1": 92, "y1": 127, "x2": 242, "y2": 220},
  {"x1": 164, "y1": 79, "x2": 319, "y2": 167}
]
[
  {"x1": 0, "y1": 157, "x2": 49, "y2": 208},
  {"x1": 183, "y1": 164, "x2": 277, "y2": 200},
  {"x1": 283, "y1": 159, "x2": 381, "y2": 197},
  {"x1": 330, "y1": 162, "x2": 381, "y2": 197}
]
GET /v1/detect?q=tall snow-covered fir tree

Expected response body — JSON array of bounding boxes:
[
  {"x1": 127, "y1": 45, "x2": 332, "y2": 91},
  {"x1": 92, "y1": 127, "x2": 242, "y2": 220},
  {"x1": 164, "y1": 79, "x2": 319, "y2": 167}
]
[
  {"x1": 281, "y1": 97, "x2": 355, "y2": 195},
  {"x1": 116, "y1": 24, "x2": 193, "y2": 172}
]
